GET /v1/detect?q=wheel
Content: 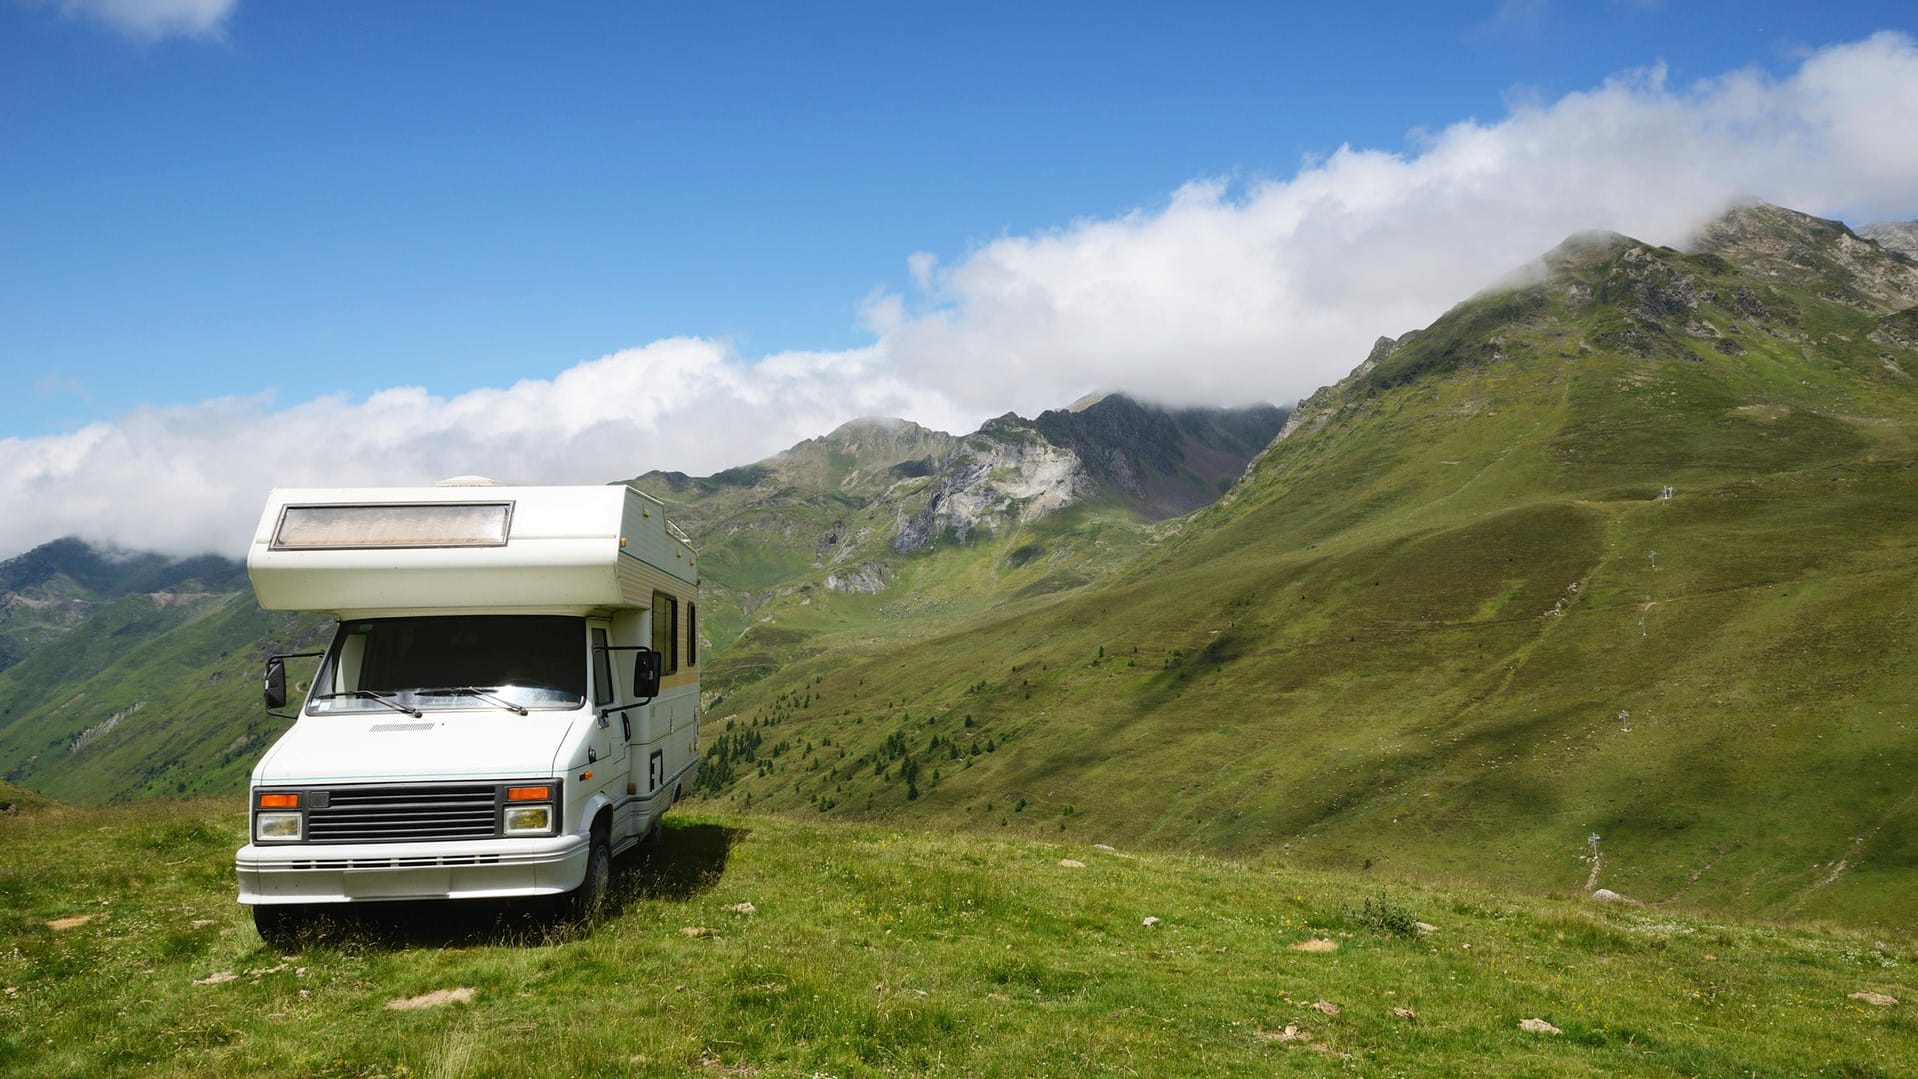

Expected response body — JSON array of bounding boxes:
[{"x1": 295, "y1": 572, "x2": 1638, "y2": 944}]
[
  {"x1": 253, "y1": 903, "x2": 310, "y2": 949},
  {"x1": 563, "y1": 833, "x2": 612, "y2": 923}
]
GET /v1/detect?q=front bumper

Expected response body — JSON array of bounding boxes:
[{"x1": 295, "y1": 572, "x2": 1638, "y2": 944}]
[{"x1": 237, "y1": 833, "x2": 588, "y2": 905}]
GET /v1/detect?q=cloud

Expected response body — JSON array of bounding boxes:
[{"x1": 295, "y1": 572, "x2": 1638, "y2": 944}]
[
  {"x1": 47, "y1": 0, "x2": 237, "y2": 39},
  {"x1": 867, "y1": 31, "x2": 1918, "y2": 418},
  {"x1": 0, "y1": 339, "x2": 978, "y2": 559},
  {"x1": 3, "y1": 32, "x2": 1917, "y2": 560}
]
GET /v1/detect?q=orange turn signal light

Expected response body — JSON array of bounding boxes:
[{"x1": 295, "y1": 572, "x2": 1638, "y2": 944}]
[
  {"x1": 258, "y1": 793, "x2": 299, "y2": 808},
  {"x1": 506, "y1": 786, "x2": 552, "y2": 802}
]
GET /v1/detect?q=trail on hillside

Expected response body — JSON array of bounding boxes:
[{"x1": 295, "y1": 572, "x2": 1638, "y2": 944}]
[{"x1": 1789, "y1": 782, "x2": 1918, "y2": 910}]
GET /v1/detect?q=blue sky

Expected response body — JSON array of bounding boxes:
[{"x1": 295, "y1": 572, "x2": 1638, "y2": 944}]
[{"x1": 2, "y1": 1, "x2": 1917, "y2": 557}]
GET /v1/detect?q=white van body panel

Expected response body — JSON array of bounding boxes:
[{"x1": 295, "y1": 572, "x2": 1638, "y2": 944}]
[
  {"x1": 249, "y1": 710, "x2": 578, "y2": 785},
  {"x1": 249, "y1": 483, "x2": 697, "y2": 615}
]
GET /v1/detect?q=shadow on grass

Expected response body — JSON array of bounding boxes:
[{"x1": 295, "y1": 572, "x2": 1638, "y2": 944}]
[
  {"x1": 619, "y1": 821, "x2": 744, "y2": 902},
  {"x1": 257, "y1": 821, "x2": 746, "y2": 951}
]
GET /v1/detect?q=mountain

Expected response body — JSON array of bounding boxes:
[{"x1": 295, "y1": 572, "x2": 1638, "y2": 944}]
[
  {"x1": 629, "y1": 394, "x2": 1285, "y2": 679},
  {"x1": 1031, "y1": 394, "x2": 1289, "y2": 518},
  {"x1": 685, "y1": 202, "x2": 1918, "y2": 930},
  {"x1": 1859, "y1": 219, "x2": 1918, "y2": 261},
  {"x1": 0, "y1": 537, "x2": 248, "y2": 674}
]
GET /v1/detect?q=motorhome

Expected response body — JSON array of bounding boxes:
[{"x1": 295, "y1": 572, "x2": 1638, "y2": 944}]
[{"x1": 235, "y1": 479, "x2": 699, "y2": 939}]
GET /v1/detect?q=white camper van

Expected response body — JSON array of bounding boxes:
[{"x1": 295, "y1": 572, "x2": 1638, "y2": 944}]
[{"x1": 234, "y1": 480, "x2": 699, "y2": 939}]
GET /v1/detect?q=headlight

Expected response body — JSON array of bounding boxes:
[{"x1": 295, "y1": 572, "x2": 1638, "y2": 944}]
[
  {"x1": 255, "y1": 811, "x2": 303, "y2": 841},
  {"x1": 503, "y1": 804, "x2": 553, "y2": 835}
]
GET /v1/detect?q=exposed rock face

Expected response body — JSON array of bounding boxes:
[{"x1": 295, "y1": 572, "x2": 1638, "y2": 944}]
[
  {"x1": 891, "y1": 418, "x2": 1091, "y2": 554},
  {"x1": 1690, "y1": 201, "x2": 1918, "y2": 315},
  {"x1": 824, "y1": 563, "x2": 887, "y2": 594},
  {"x1": 1859, "y1": 220, "x2": 1918, "y2": 261}
]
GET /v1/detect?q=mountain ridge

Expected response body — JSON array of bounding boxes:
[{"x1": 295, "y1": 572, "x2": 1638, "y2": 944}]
[{"x1": 628, "y1": 392, "x2": 1286, "y2": 661}]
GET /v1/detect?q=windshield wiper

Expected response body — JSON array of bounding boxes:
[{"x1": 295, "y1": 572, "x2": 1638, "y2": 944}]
[
  {"x1": 415, "y1": 687, "x2": 530, "y2": 716},
  {"x1": 309, "y1": 690, "x2": 423, "y2": 718}
]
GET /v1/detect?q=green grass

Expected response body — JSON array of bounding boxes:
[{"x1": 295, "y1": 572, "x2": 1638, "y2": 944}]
[
  {"x1": 0, "y1": 592, "x2": 323, "y2": 804},
  {"x1": 2, "y1": 797, "x2": 1914, "y2": 1077}
]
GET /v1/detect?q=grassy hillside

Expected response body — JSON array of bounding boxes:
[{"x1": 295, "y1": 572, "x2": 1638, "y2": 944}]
[
  {"x1": 2, "y1": 798, "x2": 1912, "y2": 1077},
  {"x1": 686, "y1": 206, "x2": 1918, "y2": 931},
  {"x1": 0, "y1": 591, "x2": 324, "y2": 803},
  {"x1": 0, "y1": 778, "x2": 53, "y2": 812}
]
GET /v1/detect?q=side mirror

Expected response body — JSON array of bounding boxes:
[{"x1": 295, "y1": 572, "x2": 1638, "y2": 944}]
[
  {"x1": 263, "y1": 656, "x2": 288, "y2": 710},
  {"x1": 632, "y1": 647, "x2": 662, "y2": 700}
]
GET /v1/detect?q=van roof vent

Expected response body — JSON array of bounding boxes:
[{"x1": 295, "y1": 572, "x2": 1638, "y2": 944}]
[{"x1": 435, "y1": 475, "x2": 500, "y2": 487}]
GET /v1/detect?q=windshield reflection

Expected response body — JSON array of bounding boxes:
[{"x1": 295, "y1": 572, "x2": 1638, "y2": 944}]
[{"x1": 307, "y1": 615, "x2": 587, "y2": 714}]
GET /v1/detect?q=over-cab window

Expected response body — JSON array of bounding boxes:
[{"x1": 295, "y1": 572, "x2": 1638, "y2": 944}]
[
  {"x1": 652, "y1": 591, "x2": 679, "y2": 675},
  {"x1": 272, "y1": 502, "x2": 511, "y2": 549}
]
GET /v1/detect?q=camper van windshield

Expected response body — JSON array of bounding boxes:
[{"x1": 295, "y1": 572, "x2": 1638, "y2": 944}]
[{"x1": 308, "y1": 615, "x2": 586, "y2": 714}]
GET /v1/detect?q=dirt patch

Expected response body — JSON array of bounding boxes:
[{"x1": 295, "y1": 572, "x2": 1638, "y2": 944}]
[
  {"x1": 1850, "y1": 991, "x2": 1898, "y2": 1007},
  {"x1": 387, "y1": 987, "x2": 476, "y2": 1011},
  {"x1": 1289, "y1": 938, "x2": 1339, "y2": 953},
  {"x1": 45, "y1": 915, "x2": 95, "y2": 931}
]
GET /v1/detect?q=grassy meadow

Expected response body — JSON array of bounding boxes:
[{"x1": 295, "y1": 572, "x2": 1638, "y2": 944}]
[{"x1": 2, "y1": 795, "x2": 1913, "y2": 1077}]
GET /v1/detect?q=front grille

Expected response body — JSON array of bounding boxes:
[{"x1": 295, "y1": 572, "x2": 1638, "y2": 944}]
[{"x1": 304, "y1": 784, "x2": 498, "y2": 843}]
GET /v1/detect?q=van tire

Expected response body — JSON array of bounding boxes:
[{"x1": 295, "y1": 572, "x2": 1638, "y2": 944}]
[
  {"x1": 253, "y1": 904, "x2": 309, "y2": 949},
  {"x1": 565, "y1": 834, "x2": 612, "y2": 923}
]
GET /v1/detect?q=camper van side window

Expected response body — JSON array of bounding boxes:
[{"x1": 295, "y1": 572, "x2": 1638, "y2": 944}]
[
  {"x1": 591, "y1": 627, "x2": 614, "y2": 706},
  {"x1": 652, "y1": 591, "x2": 679, "y2": 675},
  {"x1": 688, "y1": 604, "x2": 698, "y2": 667}
]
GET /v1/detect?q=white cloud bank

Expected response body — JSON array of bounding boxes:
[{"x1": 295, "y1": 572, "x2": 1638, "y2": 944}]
[
  {"x1": 5, "y1": 31, "x2": 1918, "y2": 560},
  {"x1": 48, "y1": 0, "x2": 238, "y2": 39}
]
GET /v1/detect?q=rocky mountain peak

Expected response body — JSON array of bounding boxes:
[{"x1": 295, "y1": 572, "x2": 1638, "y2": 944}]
[
  {"x1": 1688, "y1": 200, "x2": 1918, "y2": 315},
  {"x1": 1032, "y1": 393, "x2": 1286, "y2": 519},
  {"x1": 1275, "y1": 201, "x2": 1918, "y2": 454}
]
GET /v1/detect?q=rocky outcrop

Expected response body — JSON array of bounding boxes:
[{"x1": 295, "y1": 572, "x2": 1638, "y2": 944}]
[
  {"x1": 1690, "y1": 201, "x2": 1918, "y2": 315},
  {"x1": 824, "y1": 563, "x2": 887, "y2": 594},
  {"x1": 891, "y1": 418, "x2": 1091, "y2": 554}
]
